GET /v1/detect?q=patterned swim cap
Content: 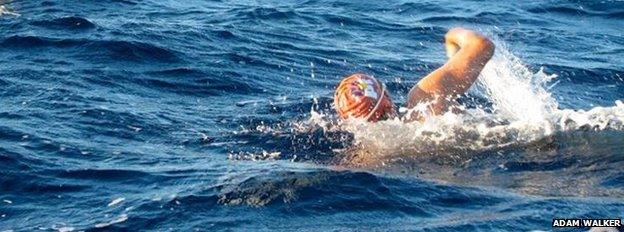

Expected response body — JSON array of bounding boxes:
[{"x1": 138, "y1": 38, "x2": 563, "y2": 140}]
[{"x1": 334, "y1": 73, "x2": 395, "y2": 122}]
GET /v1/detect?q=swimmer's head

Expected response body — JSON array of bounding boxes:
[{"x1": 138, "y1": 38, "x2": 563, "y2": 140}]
[{"x1": 334, "y1": 73, "x2": 396, "y2": 122}]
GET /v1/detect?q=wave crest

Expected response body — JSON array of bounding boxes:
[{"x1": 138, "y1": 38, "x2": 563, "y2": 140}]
[{"x1": 30, "y1": 16, "x2": 96, "y2": 30}]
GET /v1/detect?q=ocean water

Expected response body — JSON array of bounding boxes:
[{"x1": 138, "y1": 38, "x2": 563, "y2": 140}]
[{"x1": 1, "y1": 0, "x2": 623, "y2": 231}]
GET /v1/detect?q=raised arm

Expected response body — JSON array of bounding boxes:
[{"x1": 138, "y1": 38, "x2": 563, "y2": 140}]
[{"x1": 405, "y1": 28, "x2": 494, "y2": 118}]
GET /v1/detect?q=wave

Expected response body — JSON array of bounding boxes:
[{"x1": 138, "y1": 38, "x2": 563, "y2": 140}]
[
  {"x1": 231, "y1": 7, "x2": 298, "y2": 20},
  {"x1": 145, "y1": 9, "x2": 207, "y2": 18},
  {"x1": 395, "y1": 2, "x2": 451, "y2": 15},
  {"x1": 420, "y1": 15, "x2": 474, "y2": 23},
  {"x1": 526, "y1": 6, "x2": 624, "y2": 19},
  {"x1": 541, "y1": 64, "x2": 624, "y2": 84},
  {"x1": 30, "y1": 16, "x2": 96, "y2": 30},
  {"x1": 146, "y1": 67, "x2": 206, "y2": 77},
  {"x1": 210, "y1": 29, "x2": 236, "y2": 39},
  {"x1": 420, "y1": 12, "x2": 545, "y2": 26},
  {"x1": 0, "y1": 5, "x2": 20, "y2": 17},
  {"x1": 215, "y1": 168, "x2": 495, "y2": 212},
  {"x1": 0, "y1": 148, "x2": 43, "y2": 173},
  {"x1": 2, "y1": 168, "x2": 90, "y2": 194},
  {"x1": 1, "y1": 35, "x2": 81, "y2": 47},
  {"x1": 111, "y1": 0, "x2": 138, "y2": 5},
  {"x1": 55, "y1": 169, "x2": 166, "y2": 184},
  {"x1": 322, "y1": 13, "x2": 446, "y2": 34},
  {"x1": 143, "y1": 68, "x2": 265, "y2": 96},
  {"x1": 602, "y1": 173, "x2": 624, "y2": 188},
  {"x1": 1, "y1": 36, "x2": 179, "y2": 62}
]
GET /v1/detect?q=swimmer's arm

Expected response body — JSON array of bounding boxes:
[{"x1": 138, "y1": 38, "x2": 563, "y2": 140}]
[{"x1": 406, "y1": 28, "x2": 494, "y2": 114}]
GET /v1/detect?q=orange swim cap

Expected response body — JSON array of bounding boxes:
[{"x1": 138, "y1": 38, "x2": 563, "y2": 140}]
[{"x1": 334, "y1": 73, "x2": 395, "y2": 122}]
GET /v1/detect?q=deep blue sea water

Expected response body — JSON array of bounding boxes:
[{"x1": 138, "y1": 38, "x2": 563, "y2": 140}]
[{"x1": 1, "y1": 0, "x2": 624, "y2": 231}]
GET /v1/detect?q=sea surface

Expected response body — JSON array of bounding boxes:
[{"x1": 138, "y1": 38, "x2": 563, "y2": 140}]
[{"x1": 1, "y1": 0, "x2": 623, "y2": 231}]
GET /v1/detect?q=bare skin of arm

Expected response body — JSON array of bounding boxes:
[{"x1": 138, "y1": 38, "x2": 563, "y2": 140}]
[{"x1": 405, "y1": 28, "x2": 495, "y2": 121}]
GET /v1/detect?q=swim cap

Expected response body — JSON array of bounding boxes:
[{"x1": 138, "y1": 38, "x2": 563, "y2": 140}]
[{"x1": 334, "y1": 73, "x2": 395, "y2": 122}]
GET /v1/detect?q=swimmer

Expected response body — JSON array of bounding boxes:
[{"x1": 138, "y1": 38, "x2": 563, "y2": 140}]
[{"x1": 334, "y1": 27, "x2": 495, "y2": 122}]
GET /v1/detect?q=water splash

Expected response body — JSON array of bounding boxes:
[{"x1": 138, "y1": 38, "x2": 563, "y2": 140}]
[
  {"x1": 472, "y1": 40, "x2": 559, "y2": 123},
  {"x1": 227, "y1": 38, "x2": 624, "y2": 166},
  {"x1": 336, "y1": 39, "x2": 624, "y2": 163}
]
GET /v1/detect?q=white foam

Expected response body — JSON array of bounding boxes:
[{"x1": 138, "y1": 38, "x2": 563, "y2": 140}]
[
  {"x1": 0, "y1": 5, "x2": 20, "y2": 17},
  {"x1": 107, "y1": 197, "x2": 125, "y2": 207},
  {"x1": 94, "y1": 214, "x2": 128, "y2": 228}
]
